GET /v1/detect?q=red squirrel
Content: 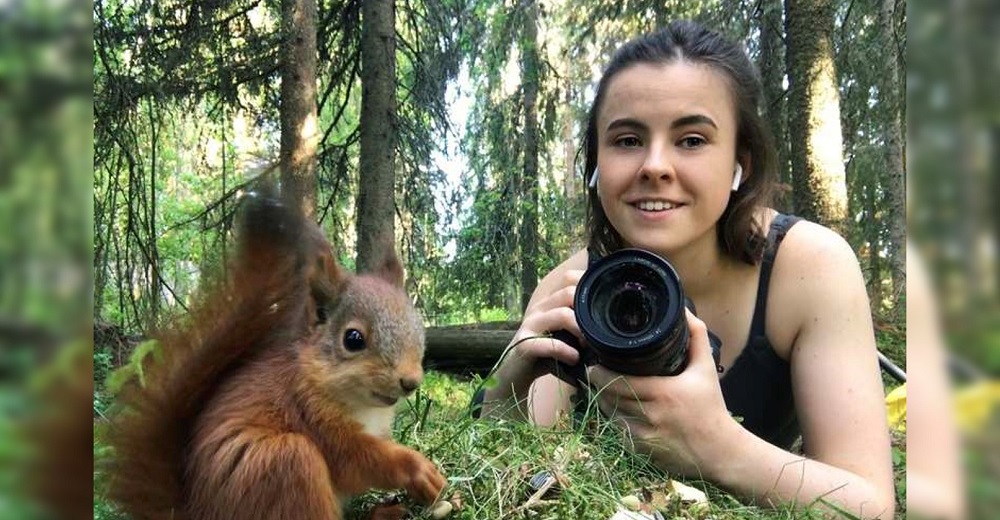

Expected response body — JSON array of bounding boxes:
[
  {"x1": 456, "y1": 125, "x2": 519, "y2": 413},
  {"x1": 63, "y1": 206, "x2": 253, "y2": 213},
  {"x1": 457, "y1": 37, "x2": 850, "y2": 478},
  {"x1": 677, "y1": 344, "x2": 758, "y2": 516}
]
[{"x1": 104, "y1": 193, "x2": 446, "y2": 520}]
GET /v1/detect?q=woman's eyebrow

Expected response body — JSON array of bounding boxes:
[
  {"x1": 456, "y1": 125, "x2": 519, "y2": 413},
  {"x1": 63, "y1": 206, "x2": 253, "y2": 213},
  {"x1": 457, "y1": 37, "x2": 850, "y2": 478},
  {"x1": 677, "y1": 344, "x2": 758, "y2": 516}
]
[
  {"x1": 671, "y1": 114, "x2": 717, "y2": 130},
  {"x1": 605, "y1": 117, "x2": 647, "y2": 132},
  {"x1": 605, "y1": 114, "x2": 718, "y2": 133}
]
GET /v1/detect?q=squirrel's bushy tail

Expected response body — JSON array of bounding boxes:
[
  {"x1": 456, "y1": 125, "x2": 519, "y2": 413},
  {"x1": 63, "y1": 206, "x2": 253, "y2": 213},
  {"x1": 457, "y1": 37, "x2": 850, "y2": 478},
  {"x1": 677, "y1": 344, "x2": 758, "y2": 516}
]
[{"x1": 102, "y1": 193, "x2": 319, "y2": 520}]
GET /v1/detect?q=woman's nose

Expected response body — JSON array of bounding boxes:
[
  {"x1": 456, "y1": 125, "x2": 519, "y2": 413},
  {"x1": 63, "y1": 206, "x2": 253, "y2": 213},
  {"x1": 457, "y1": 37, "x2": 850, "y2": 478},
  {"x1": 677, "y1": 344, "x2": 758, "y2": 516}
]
[{"x1": 638, "y1": 141, "x2": 675, "y2": 181}]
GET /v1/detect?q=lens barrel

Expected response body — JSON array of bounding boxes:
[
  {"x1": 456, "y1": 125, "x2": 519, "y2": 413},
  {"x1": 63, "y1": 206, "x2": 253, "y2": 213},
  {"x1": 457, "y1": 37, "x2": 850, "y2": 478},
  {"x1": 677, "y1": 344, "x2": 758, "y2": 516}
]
[{"x1": 574, "y1": 249, "x2": 690, "y2": 376}]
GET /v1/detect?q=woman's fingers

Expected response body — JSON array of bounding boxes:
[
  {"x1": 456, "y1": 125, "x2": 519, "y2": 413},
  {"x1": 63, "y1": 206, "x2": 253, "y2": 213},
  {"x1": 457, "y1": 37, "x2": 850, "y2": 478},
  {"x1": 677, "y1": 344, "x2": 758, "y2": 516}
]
[
  {"x1": 587, "y1": 365, "x2": 659, "y2": 401},
  {"x1": 589, "y1": 367, "x2": 656, "y2": 416},
  {"x1": 595, "y1": 392, "x2": 656, "y2": 450},
  {"x1": 525, "y1": 269, "x2": 584, "y2": 314},
  {"x1": 516, "y1": 268, "x2": 586, "y2": 366},
  {"x1": 521, "y1": 307, "x2": 583, "y2": 351},
  {"x1": 522, "y1": 333, "x2": 581, "y2": 366}
]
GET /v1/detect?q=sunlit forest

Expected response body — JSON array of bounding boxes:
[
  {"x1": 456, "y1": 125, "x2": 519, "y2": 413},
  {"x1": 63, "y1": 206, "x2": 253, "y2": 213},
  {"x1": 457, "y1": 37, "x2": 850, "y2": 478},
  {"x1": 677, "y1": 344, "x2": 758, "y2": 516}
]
[
  {"x1": 86, "y1": 0, "x2": 916, "y2": 517},
  {"x1": 93, "y1": 0, "x2": 906, "y2": 339}
]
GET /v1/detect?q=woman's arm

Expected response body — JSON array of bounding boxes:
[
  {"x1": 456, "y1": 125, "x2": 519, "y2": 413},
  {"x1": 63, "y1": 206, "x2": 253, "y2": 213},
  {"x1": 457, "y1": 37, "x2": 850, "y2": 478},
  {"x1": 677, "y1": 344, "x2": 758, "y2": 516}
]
[
  {"x1": 480, "y1": 249, "x2": 587, "y2": 425},
  {"x1": 589, "y1": 224, "x2": 895, "y2": 518},
  {"x1": 713, "y1": 223, "x2": 895, "y2": 517}
]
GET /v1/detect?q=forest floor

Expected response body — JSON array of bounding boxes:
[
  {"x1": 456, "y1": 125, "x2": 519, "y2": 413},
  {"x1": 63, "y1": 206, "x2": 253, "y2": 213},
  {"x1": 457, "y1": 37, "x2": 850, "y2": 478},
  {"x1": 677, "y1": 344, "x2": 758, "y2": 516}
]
[{"x1": 94, "y1": 328, "x2": 912, "y2": 520}]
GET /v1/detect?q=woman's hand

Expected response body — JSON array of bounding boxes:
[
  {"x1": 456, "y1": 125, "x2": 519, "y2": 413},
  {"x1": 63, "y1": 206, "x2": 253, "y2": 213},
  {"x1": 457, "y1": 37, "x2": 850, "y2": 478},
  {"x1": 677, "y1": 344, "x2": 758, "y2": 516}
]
[
  {"x1": 587, "y1": 310, "x2": 739, "y2": 477},
  {"x1": 484, "y1": 269, "x2": 586, "y2": 414}
]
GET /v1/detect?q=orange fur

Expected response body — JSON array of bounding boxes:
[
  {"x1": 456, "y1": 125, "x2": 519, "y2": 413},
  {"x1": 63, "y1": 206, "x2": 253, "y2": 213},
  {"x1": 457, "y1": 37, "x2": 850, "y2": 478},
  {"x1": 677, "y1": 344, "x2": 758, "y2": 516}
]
[{"x1": 104, "y1": 194, "x2": 445, "y2": 520}]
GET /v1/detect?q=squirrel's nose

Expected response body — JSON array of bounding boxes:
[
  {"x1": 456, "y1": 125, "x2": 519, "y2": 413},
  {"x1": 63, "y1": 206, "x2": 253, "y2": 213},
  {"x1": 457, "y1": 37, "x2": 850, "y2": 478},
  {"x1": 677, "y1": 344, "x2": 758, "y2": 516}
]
[{"x1": 399, "y1": 376, "x2": 421, "y2": 394}]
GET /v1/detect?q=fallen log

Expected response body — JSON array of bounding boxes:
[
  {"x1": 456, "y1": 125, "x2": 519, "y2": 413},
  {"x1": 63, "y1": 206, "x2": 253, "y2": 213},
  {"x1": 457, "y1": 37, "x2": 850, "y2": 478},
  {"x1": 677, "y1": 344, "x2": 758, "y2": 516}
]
[
  {"x1": 423, "y1": 322, "x2": 518, "y2": 377},
  {"x1": 94, "y1": 320, "x2": 517, "y2": 378}
]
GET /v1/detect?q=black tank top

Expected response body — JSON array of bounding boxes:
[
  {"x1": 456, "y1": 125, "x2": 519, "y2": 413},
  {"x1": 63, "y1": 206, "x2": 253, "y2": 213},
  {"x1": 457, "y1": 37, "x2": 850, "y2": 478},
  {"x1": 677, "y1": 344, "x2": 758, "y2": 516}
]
[{"x1": 719, "y1": 213, "x2": 802, "y2": 449}]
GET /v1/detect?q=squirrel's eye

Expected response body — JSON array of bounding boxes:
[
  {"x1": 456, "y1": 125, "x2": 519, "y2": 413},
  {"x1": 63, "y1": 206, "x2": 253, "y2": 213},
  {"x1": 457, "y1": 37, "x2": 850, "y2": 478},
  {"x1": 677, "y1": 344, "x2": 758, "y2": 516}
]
[{"x1": 343, "y1": 329, "x2": 366, "y2": 352}]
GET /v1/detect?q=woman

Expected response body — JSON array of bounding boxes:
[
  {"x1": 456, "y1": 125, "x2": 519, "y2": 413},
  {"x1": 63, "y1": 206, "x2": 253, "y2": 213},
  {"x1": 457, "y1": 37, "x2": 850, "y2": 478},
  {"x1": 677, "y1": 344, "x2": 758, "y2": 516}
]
[{"x1": 480, "y1": 21, "x2": 895, "y2": 518}]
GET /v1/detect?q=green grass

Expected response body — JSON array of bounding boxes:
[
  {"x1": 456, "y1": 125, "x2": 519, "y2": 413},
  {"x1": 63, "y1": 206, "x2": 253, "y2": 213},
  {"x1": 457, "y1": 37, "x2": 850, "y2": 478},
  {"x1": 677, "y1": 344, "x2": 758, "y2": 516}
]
[{"x1": 344, "y1": 371, "x2": 906, "y2": 520}]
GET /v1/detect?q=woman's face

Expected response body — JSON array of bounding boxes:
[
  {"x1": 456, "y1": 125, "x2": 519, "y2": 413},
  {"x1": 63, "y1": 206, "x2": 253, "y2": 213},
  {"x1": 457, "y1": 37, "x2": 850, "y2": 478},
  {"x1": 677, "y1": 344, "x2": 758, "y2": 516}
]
[{"x1": 595, "y1": 60, "x2": 741, "y2": 258}]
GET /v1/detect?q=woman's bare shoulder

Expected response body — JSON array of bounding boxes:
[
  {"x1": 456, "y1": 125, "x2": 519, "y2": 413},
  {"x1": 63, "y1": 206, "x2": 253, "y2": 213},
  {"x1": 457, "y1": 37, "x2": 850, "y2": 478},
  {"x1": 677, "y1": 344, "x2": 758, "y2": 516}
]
[
  {"x1": 777, "y1": 219, "x2": 860, "y2": 274},
  {"x1": 765, "y1": 218, "x2": 868, "y2": 353}
]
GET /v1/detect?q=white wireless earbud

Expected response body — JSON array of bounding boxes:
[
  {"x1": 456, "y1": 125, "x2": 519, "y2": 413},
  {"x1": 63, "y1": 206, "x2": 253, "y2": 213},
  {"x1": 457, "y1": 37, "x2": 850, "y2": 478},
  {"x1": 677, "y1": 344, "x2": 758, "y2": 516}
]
[
  {"x1": 731, "y1": 164, "x2": 743, "y2": 192},
  {"x1": 589, "y1": 167, "x2": 600, "y2": 189}
]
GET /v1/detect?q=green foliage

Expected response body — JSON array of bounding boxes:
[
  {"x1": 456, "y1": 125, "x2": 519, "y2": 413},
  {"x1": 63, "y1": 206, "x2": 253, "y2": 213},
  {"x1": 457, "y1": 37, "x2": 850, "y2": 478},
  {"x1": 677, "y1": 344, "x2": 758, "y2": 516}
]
[
  {"x1": 93, "y1": 426, "x2": 129, "y2": 520},
  {"x1": 94, "y1": 0, "x2": 481, "y2": 333},
  {"x1": 104, "y1": 339, "x2": 162, "y2": 395},
  {"x1": 876, "y1": 323, "x2": 906, "y2": 389},
  {"x1": 0, "y1": 390, "x2": 42, "y2": 519}
]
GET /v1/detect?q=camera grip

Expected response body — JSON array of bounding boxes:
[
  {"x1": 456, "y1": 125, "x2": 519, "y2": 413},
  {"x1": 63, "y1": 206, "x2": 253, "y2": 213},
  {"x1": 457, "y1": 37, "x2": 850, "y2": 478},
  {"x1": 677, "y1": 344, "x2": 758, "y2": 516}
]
[
  {"x1": 707, "y1": 330, "x2": 723, "y2": 372},
  {"x1": 685, "y1": 298, "x2": 723, "y2": 372},
  {"x1": 540, "y1": 329, "x2": 593, "y2": 388}
]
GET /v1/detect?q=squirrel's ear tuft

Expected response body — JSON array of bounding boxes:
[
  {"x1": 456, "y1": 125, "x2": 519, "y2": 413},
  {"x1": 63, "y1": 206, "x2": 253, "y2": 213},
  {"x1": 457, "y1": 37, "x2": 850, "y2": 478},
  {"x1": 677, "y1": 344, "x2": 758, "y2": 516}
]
[
  {"x1": 310, "y1": 248, "x2": 345, "y2": 299},
  {"x1": 306, "y1": 223, "x2": 345, "y2": 303},
  {"x1": 373, "y1": 251, "x2": 405, "y2": 288}
]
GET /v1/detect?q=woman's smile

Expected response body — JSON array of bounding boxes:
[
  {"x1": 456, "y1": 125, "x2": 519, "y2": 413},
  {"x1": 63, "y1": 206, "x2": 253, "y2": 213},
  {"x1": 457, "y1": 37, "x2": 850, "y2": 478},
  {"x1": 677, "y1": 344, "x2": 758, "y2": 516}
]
[{"x1": 629, "y1": 197, "x2": 686, "y2": 222}]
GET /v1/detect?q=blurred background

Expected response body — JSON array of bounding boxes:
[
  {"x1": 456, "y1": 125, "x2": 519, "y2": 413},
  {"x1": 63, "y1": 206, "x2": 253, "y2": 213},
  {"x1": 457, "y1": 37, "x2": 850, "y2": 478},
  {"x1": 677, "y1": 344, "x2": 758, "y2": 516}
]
[
  {"x1": 0, "y1": 0, "x2": 996, "y2": 518},
  {"x1": 908, "y1": 0, "x2": 1000, "y2": 517}
]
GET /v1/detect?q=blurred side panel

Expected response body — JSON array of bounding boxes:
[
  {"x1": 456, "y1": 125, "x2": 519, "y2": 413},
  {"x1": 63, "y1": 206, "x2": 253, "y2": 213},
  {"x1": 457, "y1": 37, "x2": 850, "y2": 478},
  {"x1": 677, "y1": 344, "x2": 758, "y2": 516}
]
[
  {"x1": 909, "y1": 0, "x2": 1000, "y2": 518},
  {"x1": 0, "y1": 0, "x2": 94, "y2": 518}
]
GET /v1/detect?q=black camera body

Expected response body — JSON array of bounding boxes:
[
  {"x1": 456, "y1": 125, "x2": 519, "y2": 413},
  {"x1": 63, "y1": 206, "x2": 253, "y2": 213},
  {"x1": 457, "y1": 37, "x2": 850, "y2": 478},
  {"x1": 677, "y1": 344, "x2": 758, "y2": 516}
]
[{"x1": 546, "y1": 248, "x2": 721, "y2": 387}]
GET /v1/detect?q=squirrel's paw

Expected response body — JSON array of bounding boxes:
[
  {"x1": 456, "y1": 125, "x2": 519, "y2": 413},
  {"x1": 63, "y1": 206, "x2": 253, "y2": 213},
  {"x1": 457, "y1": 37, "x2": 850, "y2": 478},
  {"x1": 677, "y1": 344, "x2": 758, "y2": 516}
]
[{"x1": 396, "y1": 448, "x2": 446, "y2": 505}]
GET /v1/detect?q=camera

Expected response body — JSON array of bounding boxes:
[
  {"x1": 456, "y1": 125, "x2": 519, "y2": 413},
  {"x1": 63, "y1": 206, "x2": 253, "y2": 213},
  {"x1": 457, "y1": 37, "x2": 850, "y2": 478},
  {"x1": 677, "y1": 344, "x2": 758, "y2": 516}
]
[{"x1": 546, "y1": 248, "x2": 721, "y2": 386}]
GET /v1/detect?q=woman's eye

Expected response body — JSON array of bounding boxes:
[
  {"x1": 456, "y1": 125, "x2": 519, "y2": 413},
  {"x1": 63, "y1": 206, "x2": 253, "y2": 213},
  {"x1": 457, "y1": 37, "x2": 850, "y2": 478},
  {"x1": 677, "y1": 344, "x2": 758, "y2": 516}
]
[
  {"x1": 679, "y1": 136, "x2": 706, "y2": 149},
  {"x1": 615, "y1": 136, "x2": 642, "y2": 148},
  {"x1": 343, "y1": 329, "x2": 366, "y2": 352}
]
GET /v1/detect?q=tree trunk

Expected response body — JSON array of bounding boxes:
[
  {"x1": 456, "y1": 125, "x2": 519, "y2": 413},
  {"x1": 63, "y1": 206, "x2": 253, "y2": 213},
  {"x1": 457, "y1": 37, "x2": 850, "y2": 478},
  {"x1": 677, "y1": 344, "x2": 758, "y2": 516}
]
[
  {"x1": 562, "y1": 83, "x2": 577, "y2": 200},
  {"x1": 866, "y1": 170, "x2": 883, "y2": 313},
  {"x1": 148, "y1": 101, "x2": 161, "y2": 324},
  {"x1": 784, "y1": 0, "x2": 847, "y2": 231},
  {"x1": 519, "y1": 0, "x2": 540, "y2": 312},
  {"x1": 757, "y1": 0, "x2": 790, "y2": 210},
  {"x1": 279, "y1": 0, "x2": 319, "y2": 217},
  {"x1": 877, "y1": 0, "x2": 906, "y2": 304},
  {"x1": 356, "y1": 0, "x2": 397, "y2": 273}
]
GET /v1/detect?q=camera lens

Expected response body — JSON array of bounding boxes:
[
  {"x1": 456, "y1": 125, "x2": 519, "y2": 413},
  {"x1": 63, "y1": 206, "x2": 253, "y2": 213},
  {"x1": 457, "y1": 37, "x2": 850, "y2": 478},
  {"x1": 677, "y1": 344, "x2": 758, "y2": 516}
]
[
  {"x1": 606, "y1": 282, "x2": 653, "y2": 336},
  {"x1": 574, "y1": 249, "x2": 688, "y2": 376}
]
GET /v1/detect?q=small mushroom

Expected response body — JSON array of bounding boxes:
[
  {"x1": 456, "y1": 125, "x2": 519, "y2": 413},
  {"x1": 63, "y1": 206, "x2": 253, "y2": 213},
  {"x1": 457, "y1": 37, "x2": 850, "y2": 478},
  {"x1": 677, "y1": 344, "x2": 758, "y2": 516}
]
[
  {"x1": 428, "y1": 500, "x2": 453, "y2": 519},
  {"x1": 668, "y1": 479, "x2": 708, "y2": 504},
  {"x1": 620, "y1": 494, "x2": 642, "y2": 511}
]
